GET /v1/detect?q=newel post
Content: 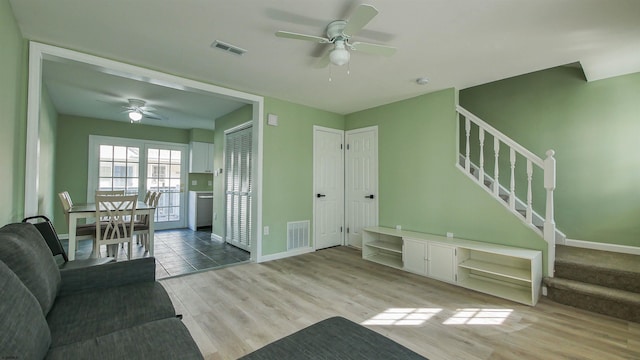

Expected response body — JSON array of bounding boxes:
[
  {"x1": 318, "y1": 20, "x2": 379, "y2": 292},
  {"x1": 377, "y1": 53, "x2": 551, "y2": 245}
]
[{"x1": 543, "y1": 150, "x2": 556, "y2": 277}]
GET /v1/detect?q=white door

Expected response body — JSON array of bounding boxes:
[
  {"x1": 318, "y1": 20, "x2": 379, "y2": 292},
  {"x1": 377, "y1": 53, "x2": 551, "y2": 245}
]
[
  {"x1": 146, "y1": 146, "x2": 187, "y2": 230},
  {"x1": 313, "y1": 126, "x2": 344, "y2": 250},
  {"x1": 224, "y1": 123, "x2": 253, "y2": 252},
  {"x1": 345, "y1": 126, "x2": 378, "y2": 248}
]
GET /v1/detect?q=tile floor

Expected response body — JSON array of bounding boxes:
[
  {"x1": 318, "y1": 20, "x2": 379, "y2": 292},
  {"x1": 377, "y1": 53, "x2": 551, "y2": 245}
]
[{"x1": 66, "y1": 227, "x2": 250, "y2": 279}]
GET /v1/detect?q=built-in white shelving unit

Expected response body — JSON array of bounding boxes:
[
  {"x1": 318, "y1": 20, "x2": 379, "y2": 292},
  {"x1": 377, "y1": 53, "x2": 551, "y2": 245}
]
[{"x1": 362, "y1": 226, "x2": 542, "y2": 306}]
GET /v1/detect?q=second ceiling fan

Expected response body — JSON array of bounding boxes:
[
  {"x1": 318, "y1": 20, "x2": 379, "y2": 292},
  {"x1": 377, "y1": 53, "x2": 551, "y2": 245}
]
[{"x1": 275, "y1": 4, "x2": 396, "y2": 68}]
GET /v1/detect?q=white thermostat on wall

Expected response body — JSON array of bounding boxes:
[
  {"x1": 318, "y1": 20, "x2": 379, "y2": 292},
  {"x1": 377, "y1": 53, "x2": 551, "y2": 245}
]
[{"x1": 267, "y1": 113, "x2": 279, "y2": 126}]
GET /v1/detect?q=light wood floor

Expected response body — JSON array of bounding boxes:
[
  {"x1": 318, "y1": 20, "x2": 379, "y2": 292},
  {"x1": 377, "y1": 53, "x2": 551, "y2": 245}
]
[{"x1": 161, "y1": 246, "x2": 640, "y2": 360}]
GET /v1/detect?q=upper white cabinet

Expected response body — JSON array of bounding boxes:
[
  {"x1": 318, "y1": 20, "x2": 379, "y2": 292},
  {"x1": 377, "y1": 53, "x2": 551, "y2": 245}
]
[{"x1": 189, "y1": 142, "x2": 214, "y2": 173}]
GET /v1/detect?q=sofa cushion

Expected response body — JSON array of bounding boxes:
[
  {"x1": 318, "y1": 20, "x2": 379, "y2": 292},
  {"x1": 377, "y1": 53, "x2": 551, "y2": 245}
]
[
  {"x1": 0, "y1": 260, "x2": 51, "y2": 360},
  {"x1": 0, "y1": 223, "x2": 61, "y2": 314},
  {"x1": 47, "y1": 281, "x2": 176, "y2": 348},
  {"x1": 45, "y1": 317, "x2": 203, "y2": 360}
]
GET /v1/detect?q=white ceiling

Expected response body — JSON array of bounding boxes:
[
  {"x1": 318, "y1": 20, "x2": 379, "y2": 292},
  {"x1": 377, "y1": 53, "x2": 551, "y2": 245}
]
[{"x1": 9, "y1": 0, "x2": 640, "y2": 124}]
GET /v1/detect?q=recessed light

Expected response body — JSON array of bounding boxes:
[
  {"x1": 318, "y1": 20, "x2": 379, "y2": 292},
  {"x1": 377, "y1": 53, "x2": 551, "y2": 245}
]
[{"x1": 416, "y1": 77, "x2": 429, "y2": 85}]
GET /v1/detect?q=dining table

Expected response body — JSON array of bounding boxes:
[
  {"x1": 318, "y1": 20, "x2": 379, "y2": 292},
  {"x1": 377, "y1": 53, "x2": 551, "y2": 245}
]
[{"x1": 67, "y1": 201, "x2": 156, "y2": 260}]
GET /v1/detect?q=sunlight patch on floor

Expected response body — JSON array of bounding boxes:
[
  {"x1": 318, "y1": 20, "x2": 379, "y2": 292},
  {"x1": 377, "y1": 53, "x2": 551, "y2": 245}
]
[
  {"x1": 362, "y1": 307, "x2": 513, "y2": 326},
  {"x1": 362, "y1": 308, "x2": 442, "y2": 326},
  {"x1": 443, "y1": 308, "x2": 513, "y2": 325}
]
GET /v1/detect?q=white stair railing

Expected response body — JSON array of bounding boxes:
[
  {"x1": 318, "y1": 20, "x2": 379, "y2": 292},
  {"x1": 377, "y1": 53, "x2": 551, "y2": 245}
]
[{"x1": 456, "y1": 105, "x2": 557, "y2": 276}]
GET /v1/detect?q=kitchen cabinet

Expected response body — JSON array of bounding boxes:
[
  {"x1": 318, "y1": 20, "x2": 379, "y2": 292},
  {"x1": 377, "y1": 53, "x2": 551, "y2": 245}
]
[{"x1": 189, "y1": 142, "x2": 214, "y2": 173}]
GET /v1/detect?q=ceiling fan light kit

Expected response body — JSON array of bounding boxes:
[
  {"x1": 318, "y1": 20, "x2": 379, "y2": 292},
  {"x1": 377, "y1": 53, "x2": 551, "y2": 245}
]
[
  {"x1": 329, "y1": 40, "x2": 350, "y2": 66},
  {"x1": 129, "y1": 110, "x2": 143, "y2": 122}
]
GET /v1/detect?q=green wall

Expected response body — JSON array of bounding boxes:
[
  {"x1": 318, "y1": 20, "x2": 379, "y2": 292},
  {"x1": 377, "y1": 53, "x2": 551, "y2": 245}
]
[
  {"x1": 54, "y1": 115, "x2": 191, "y2": 232},
  {"x1": 460, "y1": 67, "x2": 640, "y2": 247},
  {"x1": 0, "y1": 1, "x2": 27, "y2": 224},
  {"x1": 212, "y1": 100, "x2": 344, "y2": 256},
  {"x1": 189, "y1": 128, "x2": 215, "y2": 143},
  {"x1": 188, "y1": 173, "x2": 213, "y2": 191},
  {"x1": 346, "y1": 88, "x2": 547, "y2": 270},
  {"x1": 261, "y1": 98, "x2": 344, "y2": 255}
]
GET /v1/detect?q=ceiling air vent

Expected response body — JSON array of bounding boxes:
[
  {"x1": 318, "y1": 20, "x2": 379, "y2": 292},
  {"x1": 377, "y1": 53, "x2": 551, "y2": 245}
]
[{"x1": 211, "y1": 40, "x2": 247, "y2": 56}]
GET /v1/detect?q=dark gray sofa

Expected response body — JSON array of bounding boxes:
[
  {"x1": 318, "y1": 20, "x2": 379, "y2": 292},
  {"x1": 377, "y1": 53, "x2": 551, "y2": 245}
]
[{"x1": 0, "y1": 222, "x2": 203, "y2": 360}]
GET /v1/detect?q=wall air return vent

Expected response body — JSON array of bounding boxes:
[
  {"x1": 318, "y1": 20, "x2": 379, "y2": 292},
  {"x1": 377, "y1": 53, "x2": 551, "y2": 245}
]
[
  {"x1": 287, "y1": 220, "x2": 310, "y2": 251},
  {"x1": 211, "y1": 40, "x2": 247, "y2": 56}
]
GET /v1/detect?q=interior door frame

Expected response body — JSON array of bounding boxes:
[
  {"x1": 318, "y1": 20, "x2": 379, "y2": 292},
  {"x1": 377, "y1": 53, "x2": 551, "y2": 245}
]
[
  {"x1": 24, "y1": 41, "x2": 265, "y2": 262},
  {"x1": 312, "y1": 125, "x2": 345, "y2": 250}
]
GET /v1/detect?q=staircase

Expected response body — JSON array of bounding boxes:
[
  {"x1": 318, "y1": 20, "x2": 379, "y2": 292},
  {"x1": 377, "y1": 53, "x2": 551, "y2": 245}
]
[
  {"x1": 543, "y1": 245, "x2": 640, "y2": 322},
  {"x1": 456, "y1": 106, "x2": 564, "y2": 276},
  {"x1": 457, "y1": 106, "x2": 640, "y2": 321}
]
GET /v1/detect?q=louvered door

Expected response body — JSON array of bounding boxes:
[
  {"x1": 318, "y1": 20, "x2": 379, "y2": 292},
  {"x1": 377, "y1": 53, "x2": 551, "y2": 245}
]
[{"x1": 224, "y1": 124, "x2": 252, "y2": 251}]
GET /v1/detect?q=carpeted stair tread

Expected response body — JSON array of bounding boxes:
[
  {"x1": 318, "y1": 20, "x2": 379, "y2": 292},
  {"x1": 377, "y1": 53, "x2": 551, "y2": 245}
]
[
  {"x1": 543, "y1": 277, "x2": 640, "y2": 304},
  {"x1": 543, "y1": 277, "x2": 640, "y2": 322},
  {"x1": 555, "y1": 245, "x2": 640, "y2": 273},
  {"x1": 554, "y1": 245, "x2": 640, "y2": 293}
]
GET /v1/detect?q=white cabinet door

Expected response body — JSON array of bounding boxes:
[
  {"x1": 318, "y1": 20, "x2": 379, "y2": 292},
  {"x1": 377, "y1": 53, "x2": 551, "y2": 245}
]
[
  {"x1": 428, "y1": 243, "x2": 456, "y2": 283},
  {"x1": 403, "y1": 238, "x2": 427, "y2": 275},
  {"x1": 190, "y1": 142, "x2": 213, "y2": 173}
]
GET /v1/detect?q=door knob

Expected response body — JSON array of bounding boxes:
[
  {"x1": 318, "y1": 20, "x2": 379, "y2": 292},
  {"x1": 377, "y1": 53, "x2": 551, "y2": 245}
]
[
  {"x1": 365, "y1": 194, "x2": 375, "y2": 199},
  {"x1": 316, "y1": 194, "x2": 326, "y2": 198}
]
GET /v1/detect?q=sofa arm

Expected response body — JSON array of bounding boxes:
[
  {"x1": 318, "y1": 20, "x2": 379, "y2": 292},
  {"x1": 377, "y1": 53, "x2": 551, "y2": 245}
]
[{"x1": 58, "y1": 257, "x2": 156, "y2": 297}]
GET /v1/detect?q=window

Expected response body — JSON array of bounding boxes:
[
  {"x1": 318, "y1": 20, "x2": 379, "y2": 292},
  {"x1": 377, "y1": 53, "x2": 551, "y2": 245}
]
[{"x1": 98, "y1": 145, "x2": 139, "y2": 195}]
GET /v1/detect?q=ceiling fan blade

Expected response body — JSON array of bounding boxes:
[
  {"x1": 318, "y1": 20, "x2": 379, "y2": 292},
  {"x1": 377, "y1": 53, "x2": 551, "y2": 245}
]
[
  {"x1": 342, "y1": 4, "x2": 379, "y2": 38},
  {"x1": 313, "y1": 50, "x2": 331, "y2": 68},
  {"x1": 350, "y1": 41, "x2": 396, "y2": 56},
  {"x1": 142, "y1": 111, "x2": 164, "y2": 120},
  {"x1": 275, "y1": 31, "x2": 330, "y2": 43}
]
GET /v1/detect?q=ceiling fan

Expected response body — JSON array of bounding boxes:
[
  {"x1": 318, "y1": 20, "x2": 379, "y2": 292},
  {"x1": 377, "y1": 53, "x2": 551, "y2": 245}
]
[
  {"x1": 275, "y1": 4, "x2": 396, "y2": 68},
  {"x1": 122, "y1": 99, "x2": 164, "y2": 123}
]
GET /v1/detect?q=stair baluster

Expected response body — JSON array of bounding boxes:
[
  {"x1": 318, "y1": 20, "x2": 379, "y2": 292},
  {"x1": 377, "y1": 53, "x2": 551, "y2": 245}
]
[
  {"x1": 478, "y1": 128, "x2": 485, "y2": 182},
  {"x1": 493, "y1": 138, "x2": 500, "y2": 196},
  {"x1": 526, "y1": 159, "x2": 533, "y2": 225},
  {"x1": 509, "y1": 148, "x2": 516, "y2": 211},
  {"x1": 464, "y1": 117, "x2": 471, "y2": 172}
]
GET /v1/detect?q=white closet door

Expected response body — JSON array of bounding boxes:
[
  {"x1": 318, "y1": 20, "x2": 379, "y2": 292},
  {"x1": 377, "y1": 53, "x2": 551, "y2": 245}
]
[
  {"x1": 345, "y1": 126, "x2": 378, "y2": 248},
  {"x1": 225, "y1": 125, "x2": 252, "y2": 251}
]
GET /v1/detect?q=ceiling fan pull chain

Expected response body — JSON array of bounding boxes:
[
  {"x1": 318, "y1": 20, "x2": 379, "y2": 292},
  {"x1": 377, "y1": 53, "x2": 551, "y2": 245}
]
[
  {"x1": 328, "y1": 65, "x2": 332, "y2": 82},
  {"x1": 347, "y1": 62, "x2": 351, "y2": 76}
]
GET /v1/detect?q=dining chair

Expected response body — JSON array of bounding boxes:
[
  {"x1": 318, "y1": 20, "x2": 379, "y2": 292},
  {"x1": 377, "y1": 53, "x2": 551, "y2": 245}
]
[
  {"x1": 95, "y1": 190, "x2": 126, "y2": 196},
  {"x1": 95, "y1": 194, "x2": 138, "y2": 260},
  {"x1": 134, "y1": 191, "x2": 161, "y2": 252},
  {"x1": 143, "y1": 190, "x2": 153, "y2": 204},
  {"x1": 58, "y1": 191, "x2": 100, "y2": 257},
  {"x1": 22, "y1": 215, "x2": 115, "y2": 269}
]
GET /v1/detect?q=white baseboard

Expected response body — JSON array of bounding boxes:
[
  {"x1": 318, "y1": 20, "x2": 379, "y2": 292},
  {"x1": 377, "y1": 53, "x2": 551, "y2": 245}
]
[
  {"x1": 564, "y1": 238, "x2": 640, "y2": 255},
  {"x1": 211, "y1": 233, "x2": 223, "y2": 241},
  {"x1": 258, "y1": 247, "x2": 315, "y2": 263}
]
